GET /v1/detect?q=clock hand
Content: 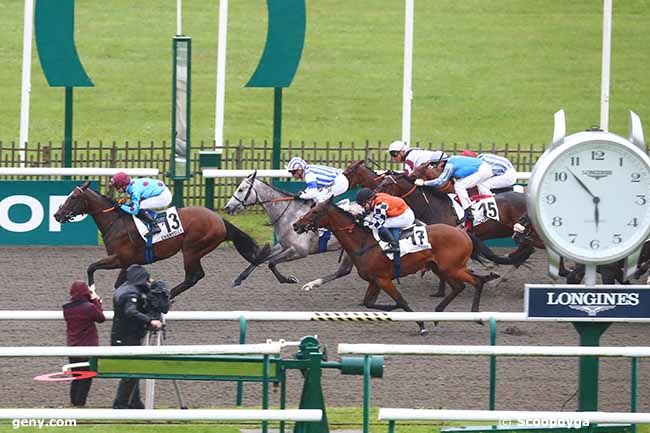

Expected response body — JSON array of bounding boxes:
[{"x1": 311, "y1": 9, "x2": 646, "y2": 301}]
[
  {"x1": 593, "y1": 196, "x2": 600, "y2": 232},
  {"x1": 567, "y1": 168, "x2": 595, "y2": 198}
]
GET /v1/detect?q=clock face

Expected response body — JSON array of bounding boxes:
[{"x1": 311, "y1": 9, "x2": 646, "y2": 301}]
[{"x1": 535, "y1": 137, "x2": 650, "y2": 263}]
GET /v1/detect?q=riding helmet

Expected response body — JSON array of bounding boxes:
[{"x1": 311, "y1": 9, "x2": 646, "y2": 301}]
[
  {"x1": 355, "y1": 188, "x2": 376, "y2": 205},
  {"x1": 387, "y1": 140, "x2": 409, "y2": 154},
  {"x1": 111, "y1": 172, "x2": 131, "y2": 189},
  {"x1": 286, "y1": 157, "x2": 307, "y2": 172}
]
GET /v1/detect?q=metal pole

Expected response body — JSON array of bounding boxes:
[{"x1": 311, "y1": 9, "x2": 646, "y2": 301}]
[
  {"x1": 573, "y1": 322, "x2": 611, "y2": 411},
  {"x1": 363, "y1": 355, "x2": 371, "y2": 433},
  {"x1": 236, "y1": 315, "x2": 247, "y2": 405},
  {"x1": 262, "y1": 355, "x2": 270, "y2": 433},
  {"x1": 401, "y1": 0, "x2": 414, "y2": 144},
  {"x1": 489, "y1": 317, "x2": 497, "y2": 411},
  {"x1": 214, "y1": 0, "x2": 229, "y2": 152},
  {"x1": 19, "y1": 0, "x2": 35, "y2": 168},
  {"x1": 600, "y1": 0, "x2": 612, "y2": 131},
  {"x1": 273, "y1": 87, "x2": 283, "y2": 170},
  {"x1": 176, "y1": 0, "x2": 182, "y2": 35},
  {"x1": 631, "y1": 357, "x2": 638, "y2": 433},
  {"x1": 64, "y1": 87, "x2": 73, "y2": 177}
]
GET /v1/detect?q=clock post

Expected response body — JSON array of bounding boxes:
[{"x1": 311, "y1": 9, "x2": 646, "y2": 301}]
[{"x1": 527, "y1": 110, "x2": 650, "y2": 415}]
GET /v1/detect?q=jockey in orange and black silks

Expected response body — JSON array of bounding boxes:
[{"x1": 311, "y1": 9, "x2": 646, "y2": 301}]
[
  {"x1": 110, "y1": 172, "x2": 173, "y2": 237},
  {"x1": 355, "y1": 188, "x2": 415, "y2": 254}
]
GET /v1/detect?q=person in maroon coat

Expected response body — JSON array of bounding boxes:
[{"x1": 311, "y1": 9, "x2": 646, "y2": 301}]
[{"x1": 63, "y1": 281, "x2": 105, "y2": 407}]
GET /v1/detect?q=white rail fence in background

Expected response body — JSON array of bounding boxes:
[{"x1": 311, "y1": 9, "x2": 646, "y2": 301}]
[
  {"x1": 0, "y1": 168, "x2": 159, "y2": 177},
  {"x1": 2, "y1": 310, "x2": 649, "y2": 323}
]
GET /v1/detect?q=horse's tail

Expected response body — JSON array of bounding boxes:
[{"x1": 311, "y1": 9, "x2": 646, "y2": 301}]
[
  {"x1": 223, "y1": 219, "x2": 272, "y2": 265},
  {"x1": 468, "y1": 232, "x2": 533, "y2": 267}
]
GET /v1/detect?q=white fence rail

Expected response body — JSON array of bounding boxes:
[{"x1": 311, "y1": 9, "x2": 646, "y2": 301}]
[
  {"x1": 378, "y1": 409, "x2": 650, "y2": 424},
  {"x1": 2, "y1": 310, "x2": 649, "y2": 323},
  {"x1": 338, "y1": 344, "x2": 650, "y2": 358},
  {"x1": 1, "y1": 408, "x2": 322, "y2": 422},
  {"x1": 0, "y1": 167, "x2": 159, "y2": 177},
  {"x1": 0, "y1": 342, "x2": 282, "y2": 357}
]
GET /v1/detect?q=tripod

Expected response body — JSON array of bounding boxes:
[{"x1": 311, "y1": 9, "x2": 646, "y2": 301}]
[{"x1": 143, "y1": 315, "x2": 187, "y2": 409}]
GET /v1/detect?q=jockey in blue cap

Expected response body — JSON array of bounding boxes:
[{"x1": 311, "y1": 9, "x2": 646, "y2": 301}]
[
  {"x1": 286, "y1": 157, "x2": 349, "y2": 202},
  {"x1": 110, "y1": 172, "x2": 172, "y2": 237}
]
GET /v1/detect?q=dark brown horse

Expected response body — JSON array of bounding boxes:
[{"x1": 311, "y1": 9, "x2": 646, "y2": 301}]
[
  {"x1": 53, "y1": 181, "x2": 270, "y2": 298},
  {"x1": 293, "y1": 199, "x2": 500, "y2": 335},
  {"x1": 343, "y1": 160, "x2": 387, "y2": 189}
]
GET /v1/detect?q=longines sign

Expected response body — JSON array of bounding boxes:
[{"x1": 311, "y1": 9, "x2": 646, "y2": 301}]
[
  {"x1": 526, "y1": 284, "x2": 650, "y2": 320},
  {"x1": 0, "y1": 181, "x2": 98, "y2": 245}
]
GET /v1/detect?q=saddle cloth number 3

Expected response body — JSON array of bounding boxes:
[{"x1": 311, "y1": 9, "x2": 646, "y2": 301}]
[{"x1": 134, "y1": 206, "x2": 185, "y2": 243}]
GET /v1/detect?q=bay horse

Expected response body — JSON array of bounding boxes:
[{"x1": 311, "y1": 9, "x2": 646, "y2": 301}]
[
  {"x1": 53, "y1": 181, "x2": 271, "y2": 298},
  {"x1": 223, "y1": 172, "x2": 353, "y2": 290},
  {"x1": 343, "y1": 160, "x2": 387, "y2": 189},
  {"x1": 293, "y1": 199, "x2": 500, "y2": 335}
]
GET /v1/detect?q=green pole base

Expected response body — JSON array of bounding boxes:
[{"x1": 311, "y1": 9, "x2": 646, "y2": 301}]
[{"x1": 172, "y1": 179, "x2": 185, "y2": 208}]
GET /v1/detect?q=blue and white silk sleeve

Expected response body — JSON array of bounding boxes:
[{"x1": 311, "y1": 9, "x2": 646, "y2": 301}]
[
  {"x1": 363, "y1": 203, "x2": 388, "y2": 229},
  {"x1": 423, "y1": 163, "x2": 455, "y2": 188}
]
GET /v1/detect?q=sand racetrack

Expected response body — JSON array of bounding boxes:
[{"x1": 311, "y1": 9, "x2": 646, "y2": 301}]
[{"x1": 0, "y1": 245, "x2": 648, "y2": 411}]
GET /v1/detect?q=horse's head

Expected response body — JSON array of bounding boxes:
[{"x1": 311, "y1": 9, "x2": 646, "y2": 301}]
[
  {"x1": 54, "y1": 181, "x2": 92, "y2": 223},
  {"x1": 224, "y1": 171, "x2": 259, "y2": 215},
  {"x1": 343, "y1": 160, "x2": 383, "y2": 189},
  {"x1": 293, "y1": 200, "x2": 331, "y2": 234},
  {"x1": 412, "y1": 162, "x2": 454, "y2": 194},
  {"x1": 375, "y1": 174, "x2": 414, "y2": 197}
]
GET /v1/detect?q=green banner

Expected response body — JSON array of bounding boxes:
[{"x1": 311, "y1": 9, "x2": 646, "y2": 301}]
[{"x1": 0, "y1": 181, "x2": 98, "y2": 245}]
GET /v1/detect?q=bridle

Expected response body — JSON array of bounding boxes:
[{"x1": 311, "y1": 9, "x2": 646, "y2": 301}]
[
  {"x1": 230, "y1": 172, "x2": 297, "y2": 225},
  {"x1": 384, "y1": 175, "x2": 429, "y2": 205}
]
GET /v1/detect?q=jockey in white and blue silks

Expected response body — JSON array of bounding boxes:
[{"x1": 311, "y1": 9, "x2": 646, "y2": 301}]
[
  {"x1": 110, "y1": 172, "x2": 173, "y2": 237},
  {"x1": 460, "y1": 150, "x2": 517, "y2": 194},
  {"x1": 286, "y1": 157, "x2": 349, "y2": 203},
  {"x1": 415, "y1": 155, "x2": 492, "y2": 220}
]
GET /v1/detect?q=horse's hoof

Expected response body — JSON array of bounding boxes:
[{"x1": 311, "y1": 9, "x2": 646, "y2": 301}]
[
  {"x1": 284, "y1": 275, "x2": 299, "y2": 284},
  {"x1": 419, "y1": 328, "x2": 429, "y2": 336},
  {"x1": 301, "y1": 283, "x2": 313, "y2": 292},
  {"x1": 476, "y1": 320, "x2": 485, "y2": 326},
  {"x1": 433, "y1": 321, "x2": 440, "y2": 327},
  {"x1": 232, "y1": 280, "x2": 242, "y2": 287}
]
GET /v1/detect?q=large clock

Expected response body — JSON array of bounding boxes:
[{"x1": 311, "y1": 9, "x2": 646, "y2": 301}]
[{"x1": 528, "y1": 110, "x2": 650, "y2": 277}]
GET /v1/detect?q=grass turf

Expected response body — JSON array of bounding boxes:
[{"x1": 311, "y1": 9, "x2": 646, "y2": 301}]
[{"x1": 1, "y1": 1, "x2": 649, "y2": 146}]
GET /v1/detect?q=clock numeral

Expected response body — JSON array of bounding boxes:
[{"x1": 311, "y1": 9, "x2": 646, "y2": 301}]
[
  {"x1": 570, "y1": 156, "x2": 580, "y2": 166},
  {"x1": 636, "y1": 195, "x2": 647, "y2": 205},
  {"x1": 591, "y1": 150, "x2": 605, "y2": 160},
  {"x1": 569, "y1": 233, "x2": 577, "y2": 244},
  {"x1": 631, "y1": 173, "x2": 641, "y2": 183},
  {"x1": 551, "y1": 216, "x2": 563, "y2": 226},
  {"x1": 545, "y1": 194, "x2": 557, "y2": 204},
  {"x1": 590, "y1": 239, "x2": 600, "y2": 249},
  {"x1": 613, "y1": 234, "x2": 622, "y2": 244},
  {"x1": 628, "y1": 217, "x2": 639, "y2": 228},
  {"x1": 554, "y1": 172, "x2": 567, "y2": 182}
]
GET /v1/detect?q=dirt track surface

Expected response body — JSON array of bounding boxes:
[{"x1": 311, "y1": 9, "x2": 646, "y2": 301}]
[{"x1": 0, "y1": 245, "x2": 648, "y2": 411}]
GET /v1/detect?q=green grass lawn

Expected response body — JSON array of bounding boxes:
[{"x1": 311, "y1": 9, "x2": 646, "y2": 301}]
[
  {"x1": 1, "y1": 1, "x2": 649, "y2": 146},
  {"x1": 2, "y1": 407, "x2": 648, "y2": 433}
]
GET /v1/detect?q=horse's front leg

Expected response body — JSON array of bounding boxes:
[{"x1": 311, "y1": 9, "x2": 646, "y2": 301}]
[
  {"x1": 232, "y1": 243, "x2": 284, "y2": 287},
  {"x1": 302, "y1": 252, "x2": 353, "y2": 291},
  {"x1": 267, "y1": 246, "x2": 305, "y2": 284},
  {"x1": 87, "y1": 254, "x2": 123, "y2": 291}
]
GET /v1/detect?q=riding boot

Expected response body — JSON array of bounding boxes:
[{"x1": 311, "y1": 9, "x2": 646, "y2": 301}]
[
  {"x1": 463, "y1": 207, "x2": 474, "y2": 231},
  {"x1": 137, "y1": 210, "x2": 160, "y2": 237},
  {"x1": 378, "y1": 227, "x2": 400, "y2": 254}
]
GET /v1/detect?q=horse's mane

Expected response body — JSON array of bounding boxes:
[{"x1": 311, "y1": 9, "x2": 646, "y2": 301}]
[
  {"x1": 253, "y1": 176, "x2": 309, "y2": 203},
  {"x1": 84, "y1": 184, "x2": 117, "y2": 204}
]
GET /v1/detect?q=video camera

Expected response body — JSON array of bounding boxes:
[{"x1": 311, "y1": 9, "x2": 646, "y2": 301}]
[{"x1": 144, "y1": 280, "x2": 171, "y2": 320}]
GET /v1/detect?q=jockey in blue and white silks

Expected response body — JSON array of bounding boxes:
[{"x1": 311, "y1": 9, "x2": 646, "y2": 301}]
[
  {"x1": 477, "y1": 153, "x2": 517, "y2": 193},
  {"x1": 286, "y1": 157, "x2": 349, "y2": 202},
  {"x1": 110, "y1": 172, "x2": 172, "y2": 237},
  {"x1": 415, "y1": 155, "x2": 492, "y2": 213}
]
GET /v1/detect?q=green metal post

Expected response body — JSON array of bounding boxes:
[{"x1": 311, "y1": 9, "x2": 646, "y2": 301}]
[
  {"x1": 363, "y1": 355, "x2": 371, "y2": 433},
  {"x1": 199, "y1": 151, "x2": 221, "y2": 210},
  {"x1": 388, "y1": 420, "x2": 396, "y2": 433},
  {"x1": 64, "y1": 87, "x2": 73, "y2": 178},
  {"x1": 280, "y1": 367, "x2": 287, "y2": 433},
  {"x1": 236, "y1": 315, "x2": 247, "y2": 406},
  {"x1": 172, "y1": 179, "x2": 185, "y2": 208},
  {"x1": 489, "y1": 317, "x2": 497, "y2": 411},
  {"x1": 294, "y1": 336, "x2": 328, "y2": 433},
  {"x1": 272, "y1": 87, "x2": 282, "y2": 170},
  {"x1": 262, "y1": 355, "x2": 270, "y2": 433},
  {"x1": 572, "y1": 322, "x2": 611, "y2": 411},
  {"x1": 630, "y1": 358, "x2": 639, "y2": 433}
]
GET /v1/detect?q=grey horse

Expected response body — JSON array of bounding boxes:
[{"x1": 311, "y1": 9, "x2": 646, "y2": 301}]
[{"x1": 224, "y1": 172, "x2": 353, "y2": 290}]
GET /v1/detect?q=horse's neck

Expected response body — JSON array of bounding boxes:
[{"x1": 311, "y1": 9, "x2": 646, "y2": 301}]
[
  {"x1": 361, "y1": 168, "x2": 380, "y2": 188},
  {"x1": 256, "y1": 181, "x2": 310, "y2": 225},
  {"x1": 409, "y1": 188, "x2": 456, "y2": 224},
  {"x1": 325, "y1": 210, "x2": 371, "y2": 254},
  {"x1": 87, "y1": 192, "x2": 122, "y2": 235}
]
